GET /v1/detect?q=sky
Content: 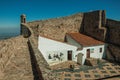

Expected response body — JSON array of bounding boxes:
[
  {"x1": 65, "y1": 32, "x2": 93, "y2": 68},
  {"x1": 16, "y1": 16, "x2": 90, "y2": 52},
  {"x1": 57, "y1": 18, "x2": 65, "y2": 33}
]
[{"x1": 0, "y1": 0, "x2": 120, "y2": 34}]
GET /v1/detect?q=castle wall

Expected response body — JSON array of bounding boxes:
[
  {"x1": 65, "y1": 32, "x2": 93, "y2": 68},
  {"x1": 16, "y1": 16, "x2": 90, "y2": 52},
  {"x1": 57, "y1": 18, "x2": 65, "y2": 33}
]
[
  {"x1": 82, "y1": 10, "x2": 106, "y2": 41},
  {"x1": 106, "y1": 19, "x2": 120, "y2": 46},
  {"x1": 106, "y1": 44, "x2": 120, "y2": 62},
  {"x1": 105, "y1": 19, "x2": 120, "y2": 62},
  {"x1": 27, "y1": 13, "x2": 84, "y2": 41}
]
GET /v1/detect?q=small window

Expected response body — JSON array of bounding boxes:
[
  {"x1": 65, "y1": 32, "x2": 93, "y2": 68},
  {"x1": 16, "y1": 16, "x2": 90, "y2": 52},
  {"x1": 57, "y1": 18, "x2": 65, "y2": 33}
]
[
  {"x1": 24, "y1": 18, "x2": 26, "y2": 23},
  {"x1": 48, "y1": 54, "x2": 52, "y2": 59},
  {"x1": 90, "y1": 48, "x2": 94, "y2": 53},
  {"x1": 100, "y1": 48, "x2": 102, "y2": 53}
]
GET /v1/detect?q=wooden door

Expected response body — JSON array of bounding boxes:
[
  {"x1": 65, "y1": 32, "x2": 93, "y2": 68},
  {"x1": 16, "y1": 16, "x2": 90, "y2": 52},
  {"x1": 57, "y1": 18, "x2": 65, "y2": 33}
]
[
  {"x1": 68, "y1": 51, "x2": 72, "y2": 60},
  {"x1": 87, "y1": 49, "x2": 90, "y2": 58}
]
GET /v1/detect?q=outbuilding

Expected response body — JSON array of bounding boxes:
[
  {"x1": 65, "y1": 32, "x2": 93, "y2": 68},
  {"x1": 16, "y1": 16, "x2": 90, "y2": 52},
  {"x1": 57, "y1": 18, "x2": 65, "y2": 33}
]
[
  {"x1": 38, "y1": 33, "x2": 106, "y2": 66},
  {"x1": 38, "y1": 35, "x2": 78, "y2": 66},
  {"x1": 65, "y1": 33, "x2": 106, "y2": 65}
]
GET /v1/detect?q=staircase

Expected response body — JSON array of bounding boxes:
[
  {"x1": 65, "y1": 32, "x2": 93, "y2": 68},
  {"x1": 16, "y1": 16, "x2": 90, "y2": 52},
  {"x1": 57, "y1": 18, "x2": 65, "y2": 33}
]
[{"x1": 85, "y1": 58, "x2": 99, "y2": 66}]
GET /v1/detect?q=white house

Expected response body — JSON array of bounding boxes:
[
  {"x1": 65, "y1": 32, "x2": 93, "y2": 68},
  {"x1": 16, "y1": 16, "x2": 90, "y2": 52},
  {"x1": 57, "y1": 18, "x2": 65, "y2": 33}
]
[
  {"x1": 38, "y1": 33, "x2": 106, "y2": 66},
  {"x1": 65, "y1": 33, "x2": 106, "y2": 65},
  {"x1": 38, "y1": 35, "x2": 78, "y2": 66}
]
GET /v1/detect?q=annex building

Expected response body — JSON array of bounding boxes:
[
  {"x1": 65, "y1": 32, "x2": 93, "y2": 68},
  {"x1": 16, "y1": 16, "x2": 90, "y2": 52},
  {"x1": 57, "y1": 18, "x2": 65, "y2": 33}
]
[{"x1": 38, "y1": 32, "x2": 106, "y2": 66}]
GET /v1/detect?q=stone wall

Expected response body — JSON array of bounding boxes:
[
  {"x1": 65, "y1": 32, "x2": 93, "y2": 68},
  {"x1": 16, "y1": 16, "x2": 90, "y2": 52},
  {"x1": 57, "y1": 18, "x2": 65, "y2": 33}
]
[
  {"x1": 81, "y1": 10, "x2": 106, "y2": 41},
  {"x1": 27, "y1": 13, "x2": 83, "y2": 41},
  {"x1": 106, "y1": 44, "x2": 120, "y2": 62},
  {"x1": 105, "y1": 19, "x2": 120, "y2": 62},
  {"x1": 106, "y1": 19, "x2": 120, "y2": 46}
]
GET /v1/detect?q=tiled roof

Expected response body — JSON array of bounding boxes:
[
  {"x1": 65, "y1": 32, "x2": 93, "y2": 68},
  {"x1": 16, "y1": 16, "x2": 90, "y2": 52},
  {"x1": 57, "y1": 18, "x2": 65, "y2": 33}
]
[{"x1": 67, "y1": 33, "x2": 104, "y2": 46}]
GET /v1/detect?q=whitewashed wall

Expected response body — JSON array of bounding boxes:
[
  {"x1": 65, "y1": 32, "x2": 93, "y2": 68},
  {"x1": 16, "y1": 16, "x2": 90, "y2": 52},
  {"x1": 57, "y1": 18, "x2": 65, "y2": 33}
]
[
  {"x1": 66, "y1": 35, "x2": 82, "y2": 48},
  {"x1": 38, "y1": 36, "x2": 77, "y2": 65},
  {"x1": 66, "y1": 34, "x2": 105, "y2": 65},
  {"x1": 38, "y1": 36, "x2": 106, "y2": 65},
  {"x1": 74, "y1": 45, "x2": 105, "y2": 64}
]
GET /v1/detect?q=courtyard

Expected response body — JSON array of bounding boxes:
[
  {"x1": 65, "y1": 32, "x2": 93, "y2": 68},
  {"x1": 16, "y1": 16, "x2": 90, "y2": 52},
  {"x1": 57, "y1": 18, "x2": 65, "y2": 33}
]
[{"x1": 50, "y1": 60, "x2": 120, "y2": 80}]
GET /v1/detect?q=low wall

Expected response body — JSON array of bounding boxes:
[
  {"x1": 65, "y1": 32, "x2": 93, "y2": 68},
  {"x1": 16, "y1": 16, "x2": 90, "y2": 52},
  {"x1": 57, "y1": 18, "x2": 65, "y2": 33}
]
[
  {"x1": 28, "y1": 37, "x2": 51, "y2": 80},
  {"x1": 28, "y1": 39, "x2": 44, "y2": 80}
]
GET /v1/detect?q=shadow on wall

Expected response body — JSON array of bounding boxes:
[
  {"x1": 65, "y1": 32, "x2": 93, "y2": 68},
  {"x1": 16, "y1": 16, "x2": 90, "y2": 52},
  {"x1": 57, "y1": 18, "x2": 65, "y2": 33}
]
[
  {"x1": 79, "y1": 15, "x2": 84, "y2": 34},
  {"x1": 27, "y1": 40, "x2": 44, "y2": 80},
  {"x1": 79, "y1": 10, "x2": 107, "y2": 42}
]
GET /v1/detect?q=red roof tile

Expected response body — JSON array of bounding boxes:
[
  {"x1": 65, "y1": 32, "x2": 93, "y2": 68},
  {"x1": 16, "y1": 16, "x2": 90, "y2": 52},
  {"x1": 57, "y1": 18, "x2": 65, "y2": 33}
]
[{"x1": 67, "y1": 33, "x2": 104, "y2": 46}]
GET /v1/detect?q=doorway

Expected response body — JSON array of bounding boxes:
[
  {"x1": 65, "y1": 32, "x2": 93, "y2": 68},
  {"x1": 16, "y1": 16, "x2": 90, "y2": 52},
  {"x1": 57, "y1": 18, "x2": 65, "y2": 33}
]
[
  {"x1": 87, "y1": 49, "x2": 90, "y2": 58},
  {"x1": 68, "y1": 51, "x2": 72, "y2": 60},
  {"x1": 77, "y1": 53, "x2": 83, "y2": 65}
]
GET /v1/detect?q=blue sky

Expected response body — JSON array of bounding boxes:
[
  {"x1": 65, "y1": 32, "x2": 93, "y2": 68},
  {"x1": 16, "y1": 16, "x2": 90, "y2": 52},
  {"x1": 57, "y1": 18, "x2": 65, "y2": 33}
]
[{"x1": 0, "y1": 0, "x2": 120, "y2": 34}]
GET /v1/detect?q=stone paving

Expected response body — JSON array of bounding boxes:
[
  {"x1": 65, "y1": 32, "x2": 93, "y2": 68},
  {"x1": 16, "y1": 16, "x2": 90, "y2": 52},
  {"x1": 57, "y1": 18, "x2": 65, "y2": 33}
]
[
  {"x1": 52, "y1": 61, "x2": 120, "y2": 80},
  {"x1": 50, "y1": 61, "x2": 80, "y2": 70},
  {"x1": 0, "y1": 36, "x2": 33, "y2": 80}
]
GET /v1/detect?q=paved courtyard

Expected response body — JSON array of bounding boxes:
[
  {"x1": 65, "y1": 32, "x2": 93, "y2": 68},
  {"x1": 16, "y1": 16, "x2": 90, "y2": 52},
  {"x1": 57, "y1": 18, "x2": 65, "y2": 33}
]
[{"x1": 51, "y1": 61, "x2": 120, "y2": 80}]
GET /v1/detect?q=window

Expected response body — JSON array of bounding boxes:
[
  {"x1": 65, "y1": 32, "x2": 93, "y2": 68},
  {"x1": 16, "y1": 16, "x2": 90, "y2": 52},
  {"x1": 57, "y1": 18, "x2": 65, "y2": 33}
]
[
  {"x1": 87, "y1": 49, "x2": 90, "y2": 58},
  {"x1": 48, "y1": 54, "x2": 52, "y2": 59},
  {"x1": 68, "y1": 51, "x2": 72, "y2": 60},
  {"x1": 90, "y1": 48, "x2": 94, "y2": 53},
  {"x1": 100, "y1": 48, "x2": 102, "y2": 53},
  {"x1": 24, "y1": 18, "x2": 26, "y2": 23}
]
